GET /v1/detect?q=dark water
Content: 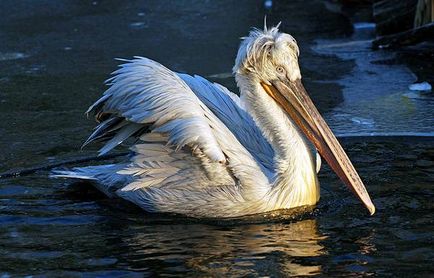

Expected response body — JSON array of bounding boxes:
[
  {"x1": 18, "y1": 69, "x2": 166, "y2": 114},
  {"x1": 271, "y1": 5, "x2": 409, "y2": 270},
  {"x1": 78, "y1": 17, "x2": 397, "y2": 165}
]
[
  {"x1": 1, "y1": 140, "x2": 433, "y2": 276},
  {"x1": 1, "y1": 0, "x2": 433, "y2": 276}
]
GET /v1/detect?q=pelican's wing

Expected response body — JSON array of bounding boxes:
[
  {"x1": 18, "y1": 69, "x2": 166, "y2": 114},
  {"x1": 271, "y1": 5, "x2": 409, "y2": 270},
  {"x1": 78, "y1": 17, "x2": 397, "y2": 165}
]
[
  {"x1": 63, "y1": 57, "x2": 275, "y2": 216},
  {"x1": 85, "y1": 57, "x2": 225, "y2": 162},
  {"x1": 84, "y1": 57, "x2": 271, "y2": 198},
  {"x1": 178, "y1": 73, "x2": 274, "y2": 174},
  {"x1": 114, "y1": 132, "x2": 254, "y2": 217}
]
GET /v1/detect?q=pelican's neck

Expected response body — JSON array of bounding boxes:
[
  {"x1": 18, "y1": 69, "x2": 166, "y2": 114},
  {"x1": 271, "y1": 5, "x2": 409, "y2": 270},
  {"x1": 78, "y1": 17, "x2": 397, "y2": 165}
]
[{"x1": 237, "y1": 75, "x2": 320, "y2": 209}]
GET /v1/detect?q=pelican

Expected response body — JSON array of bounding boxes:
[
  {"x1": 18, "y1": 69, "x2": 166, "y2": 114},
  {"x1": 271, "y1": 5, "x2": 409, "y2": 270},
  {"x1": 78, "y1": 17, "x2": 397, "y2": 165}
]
[{"x1": 53, "y1": 24, "x2": 375, "y2": 218}]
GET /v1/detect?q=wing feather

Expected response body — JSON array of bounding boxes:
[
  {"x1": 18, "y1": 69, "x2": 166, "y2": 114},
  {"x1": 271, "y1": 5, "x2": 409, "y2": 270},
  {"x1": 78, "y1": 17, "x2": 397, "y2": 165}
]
[
  {"x1": 83, "y1": 57, "x2": 272, "y2": 211},
  {"x1": 178, "y1": 73, "x2": 275, "y2": 175},
  {"x1": 86, "y1": 57, "x2": 225, "y2": 162}
]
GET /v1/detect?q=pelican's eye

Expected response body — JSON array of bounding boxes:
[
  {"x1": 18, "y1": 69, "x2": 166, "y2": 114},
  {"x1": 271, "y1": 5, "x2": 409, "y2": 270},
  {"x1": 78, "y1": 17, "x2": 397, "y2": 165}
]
[{"x1": 276, "y1": 66, "x2": 285, "y2": 74}]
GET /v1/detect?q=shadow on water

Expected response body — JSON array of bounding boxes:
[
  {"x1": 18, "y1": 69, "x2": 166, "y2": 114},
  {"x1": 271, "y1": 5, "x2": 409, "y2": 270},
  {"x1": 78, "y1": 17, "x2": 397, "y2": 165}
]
[{"x1": 0, "y1": 0, "x2": 433, "y2": 276}]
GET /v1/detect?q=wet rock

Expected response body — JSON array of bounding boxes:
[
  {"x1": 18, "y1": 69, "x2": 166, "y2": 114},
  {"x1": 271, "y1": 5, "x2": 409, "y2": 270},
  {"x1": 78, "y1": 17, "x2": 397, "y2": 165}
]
[{"x1": 373, "y1": 0, "x2": 418, "y2": 36}]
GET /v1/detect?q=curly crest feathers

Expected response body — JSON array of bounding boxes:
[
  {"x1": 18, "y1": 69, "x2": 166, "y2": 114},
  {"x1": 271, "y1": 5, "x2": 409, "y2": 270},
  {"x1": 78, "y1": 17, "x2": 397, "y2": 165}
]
[{"x1": 232, "y1": 23, "x2": 300, "y2": 81}]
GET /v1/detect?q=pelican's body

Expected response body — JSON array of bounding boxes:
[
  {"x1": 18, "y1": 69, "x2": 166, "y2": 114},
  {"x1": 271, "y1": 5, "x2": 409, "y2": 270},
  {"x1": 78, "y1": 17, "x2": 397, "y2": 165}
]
[{"x1": 54, "y1": 25, "x2": 374, "y2": 218}]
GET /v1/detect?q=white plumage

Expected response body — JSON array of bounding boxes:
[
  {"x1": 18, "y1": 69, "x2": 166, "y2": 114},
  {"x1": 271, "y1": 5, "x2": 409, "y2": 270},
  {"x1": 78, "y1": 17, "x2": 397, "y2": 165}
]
[{"x1": 53, "y1": 25, "x2": 327, "y2": 218}]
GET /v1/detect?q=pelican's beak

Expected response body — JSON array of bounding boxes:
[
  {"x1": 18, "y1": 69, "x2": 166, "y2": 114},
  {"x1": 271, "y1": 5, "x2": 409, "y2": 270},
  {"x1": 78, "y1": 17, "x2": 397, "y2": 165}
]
[{"x1": 261, "y1": 79, "x2": 375, "y2": 215}]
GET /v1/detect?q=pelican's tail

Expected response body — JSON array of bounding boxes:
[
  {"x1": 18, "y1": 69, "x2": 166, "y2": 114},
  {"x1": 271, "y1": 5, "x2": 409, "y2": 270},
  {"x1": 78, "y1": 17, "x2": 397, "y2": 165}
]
[{"x1": 51, "y1": 164, "x2": 130, "y2": 197}]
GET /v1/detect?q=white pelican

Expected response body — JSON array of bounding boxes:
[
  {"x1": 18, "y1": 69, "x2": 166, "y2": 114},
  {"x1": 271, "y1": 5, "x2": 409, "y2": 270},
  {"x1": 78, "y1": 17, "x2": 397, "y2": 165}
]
[{"x1": 54, "y1": 24, "x2": 375, "y2": 218}]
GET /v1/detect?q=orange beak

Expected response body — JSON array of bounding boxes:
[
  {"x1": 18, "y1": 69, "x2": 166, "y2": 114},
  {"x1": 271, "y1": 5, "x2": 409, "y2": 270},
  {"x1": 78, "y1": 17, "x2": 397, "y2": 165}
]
[{"x1": 261, "y1": 79, "x2": 375, "y2": 215}]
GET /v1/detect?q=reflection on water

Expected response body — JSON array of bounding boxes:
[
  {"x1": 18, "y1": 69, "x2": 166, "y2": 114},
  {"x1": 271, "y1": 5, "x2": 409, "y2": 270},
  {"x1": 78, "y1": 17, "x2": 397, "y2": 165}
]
[{"x1": 120, "y1": 219, "x2": 325, "y2": 276}]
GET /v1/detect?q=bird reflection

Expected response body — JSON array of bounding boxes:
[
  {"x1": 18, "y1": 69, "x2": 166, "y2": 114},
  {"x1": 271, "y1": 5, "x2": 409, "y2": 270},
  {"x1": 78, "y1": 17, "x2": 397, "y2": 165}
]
[{"x1": 118, "y1": 218, "x2": 327, "y2": 276}]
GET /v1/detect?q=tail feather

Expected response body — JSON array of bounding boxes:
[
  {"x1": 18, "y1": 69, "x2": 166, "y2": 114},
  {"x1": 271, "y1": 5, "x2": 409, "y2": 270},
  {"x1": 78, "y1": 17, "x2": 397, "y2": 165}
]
[
  {"x1": 50, "y1": 170, "x2": 98, "y2": 180},
  {"x1": 51, "y1": 164, "x2": 130, "y2": 197}
]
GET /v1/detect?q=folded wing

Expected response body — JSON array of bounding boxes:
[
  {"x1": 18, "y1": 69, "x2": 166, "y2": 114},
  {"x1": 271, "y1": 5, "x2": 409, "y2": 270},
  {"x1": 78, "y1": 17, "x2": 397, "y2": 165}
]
[{"x1": 178, "y1": 73, "x2": 274, "y2": 175}]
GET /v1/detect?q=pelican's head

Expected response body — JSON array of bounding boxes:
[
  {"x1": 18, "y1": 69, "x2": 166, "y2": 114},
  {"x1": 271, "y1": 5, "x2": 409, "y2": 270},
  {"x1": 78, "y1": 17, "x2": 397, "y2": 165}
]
[
  {"x1": 233, "y1": 24, "x2": 301, "y2": 83},
  {"x1": 233, "y1": 24, "x2": 376, "y2": 215}
]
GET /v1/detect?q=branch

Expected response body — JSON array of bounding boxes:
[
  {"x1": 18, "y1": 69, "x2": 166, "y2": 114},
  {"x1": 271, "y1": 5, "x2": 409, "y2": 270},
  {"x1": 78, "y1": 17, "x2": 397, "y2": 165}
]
[{"x1": 372, "y1": 22, "x2": 434, "y2": 49}]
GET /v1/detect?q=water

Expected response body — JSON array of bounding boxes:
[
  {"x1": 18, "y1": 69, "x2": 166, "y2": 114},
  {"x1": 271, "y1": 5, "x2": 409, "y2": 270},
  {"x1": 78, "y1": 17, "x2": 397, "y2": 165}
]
[
  {"x1": 1, "y1": 0, "x2": 433, "y2": 276},
  {"x1": 1, "y1": 140, "x2": 433, "y2": 276},
  {"x1": 313, "y1": 26, "x2": 434, "y2": 137}
]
